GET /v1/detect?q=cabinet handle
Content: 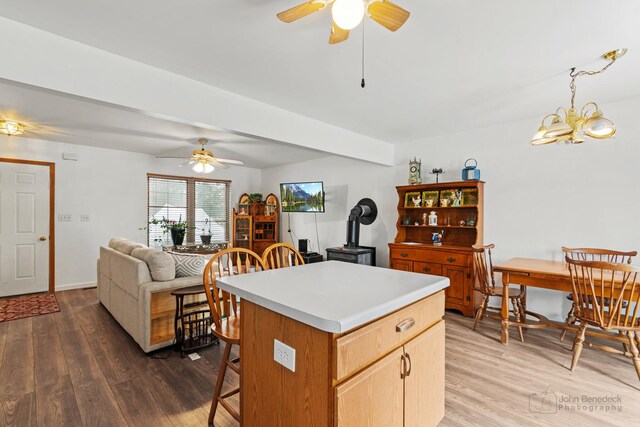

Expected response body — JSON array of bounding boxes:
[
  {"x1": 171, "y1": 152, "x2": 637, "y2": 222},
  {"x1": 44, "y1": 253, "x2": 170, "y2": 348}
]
[
  {"x1": 447, "y1": 257, "x2": 456, "y2": 263},
  {"x1": 405, "y1": 352, "x2": 412, "y2": 377},
  {"x1": 422, "y1": 267, "x2": 431, "y2": 273},
  {"x1": 400, "y1": 354, "x2": 407, "y2": 379},
  {"x1": 400, "y1": 253, "x2": 409, "y2": 258},
  {"x1": 396, "y1": 318, "x2": 415, "y2": 332}
]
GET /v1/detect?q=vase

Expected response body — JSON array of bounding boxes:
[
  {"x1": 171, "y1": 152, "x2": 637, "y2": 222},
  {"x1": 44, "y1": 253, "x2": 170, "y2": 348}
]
[{"x1": 170, "y1": 228, "x2": 185, "y2": 248}]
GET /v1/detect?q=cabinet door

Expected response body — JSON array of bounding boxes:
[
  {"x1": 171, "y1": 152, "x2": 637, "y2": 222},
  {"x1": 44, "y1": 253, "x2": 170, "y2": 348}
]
[
  {"x1": 404, "y1": 321, "x2": 445, "y2": 427},
  {"x1": 390, "y1": 259, "x2": 412, "y2": 272},
  {"x1": 442, "y1": 265, "x2": 468, "y2": 306},
  {"x1": 335, "y1": 347, "x2": 404, "y2": 427}
]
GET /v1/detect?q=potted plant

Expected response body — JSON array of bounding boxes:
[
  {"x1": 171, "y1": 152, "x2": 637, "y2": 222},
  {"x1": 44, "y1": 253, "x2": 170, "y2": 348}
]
[
  {"x1": 146, "y1": 215, "x2": 194, "y2": 248},
  {"x1": 200, "y1": 218, "x2": 212, "y2": 245},
  {"x1": 247, "y1": 193, "x2": 263, "y2": 203}
]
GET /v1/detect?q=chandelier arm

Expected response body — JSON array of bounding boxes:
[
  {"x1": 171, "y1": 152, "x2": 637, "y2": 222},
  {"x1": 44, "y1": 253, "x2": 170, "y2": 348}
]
[
  {"x1": 580, "y1": 101, "x2": 599, "y2": 119},
  {"x1": 541, "y1": 113, "x2": 559, "y2": 126}
]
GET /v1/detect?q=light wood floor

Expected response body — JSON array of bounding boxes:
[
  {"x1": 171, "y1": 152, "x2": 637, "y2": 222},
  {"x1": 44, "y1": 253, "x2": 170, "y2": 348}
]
[{"x1": 0, "y1": 289, "x2": 638, "y2": 426}]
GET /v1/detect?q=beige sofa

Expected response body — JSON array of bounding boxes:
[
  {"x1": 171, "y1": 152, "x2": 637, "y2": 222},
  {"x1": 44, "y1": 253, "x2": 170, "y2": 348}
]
[{"x1": 97, "y1": 243, "x2": 206, "y2": 353}]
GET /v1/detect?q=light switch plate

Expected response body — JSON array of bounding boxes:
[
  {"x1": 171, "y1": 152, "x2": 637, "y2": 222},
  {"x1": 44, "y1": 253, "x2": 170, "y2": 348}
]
[
  {"x1": 80, "y1": 214, "x2": 90, "y2": 222},
  {"x1": 273, "y1": 339, "x2": 296, "y2": 372},
  {"x1": 58, "y1": 214, "x2": 72, "y2": 222}
]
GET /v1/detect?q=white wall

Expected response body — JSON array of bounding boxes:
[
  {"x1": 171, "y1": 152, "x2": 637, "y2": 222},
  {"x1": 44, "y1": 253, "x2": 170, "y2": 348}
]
[
  {"x1": 261, "y1": 97, "x2": 640, "y2": 320},
  {"x1": 0, "y1": 137, "x2": 261, "y2": 290}
]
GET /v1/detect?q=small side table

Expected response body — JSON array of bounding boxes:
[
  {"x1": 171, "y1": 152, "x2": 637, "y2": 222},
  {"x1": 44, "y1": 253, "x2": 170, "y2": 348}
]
[{"x1": 171, "y1": 285, "x2": 219, "y2": 357}]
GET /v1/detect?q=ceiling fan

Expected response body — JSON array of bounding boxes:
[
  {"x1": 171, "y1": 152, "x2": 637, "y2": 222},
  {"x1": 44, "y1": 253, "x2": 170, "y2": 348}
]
[
  {"x1": 156, "y1": 138, "x2": 245, "y2": 174},
  {"x1": 277, "y1": 0, "x2": 410, "y2": 44}
]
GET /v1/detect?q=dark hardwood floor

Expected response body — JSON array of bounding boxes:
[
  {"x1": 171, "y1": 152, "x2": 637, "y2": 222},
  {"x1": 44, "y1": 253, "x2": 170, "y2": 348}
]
[{"x1": 0, "y1": 289, "x2": 638, "y2": 426}]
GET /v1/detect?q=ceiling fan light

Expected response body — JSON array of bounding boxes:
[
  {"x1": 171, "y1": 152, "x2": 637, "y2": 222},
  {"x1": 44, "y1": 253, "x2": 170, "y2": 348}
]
[
  {"x1": 192, "y1": 162, "x2": 205, "y2": 173},
  {"x1": 583, "y1": 111, "x2": 616, "y2": 139},
  {"x1": 544, "y1": 118, "x2": 573, "y2": 138},
  {"x1": 0, "y1": 120, "x2": 24, "y2": 136},
  {"x1": 203, "y1": 163, "x2": 215, "y2": 173},
  {"x1": 331, "y1": 0, "x2": 365, "y2": 30}
]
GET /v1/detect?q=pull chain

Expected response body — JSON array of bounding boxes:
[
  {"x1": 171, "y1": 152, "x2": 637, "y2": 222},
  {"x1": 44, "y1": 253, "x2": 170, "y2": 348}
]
[{"x1": 361, "y1": 19, "x2": 366, "y2": 88}]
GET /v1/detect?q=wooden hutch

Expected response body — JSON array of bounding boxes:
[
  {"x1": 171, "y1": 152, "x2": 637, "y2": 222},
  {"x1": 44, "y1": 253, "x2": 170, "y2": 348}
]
[
  {"x1": 233, "y1": 193, "x2": 280, "y2": 256},
  {"x1": 388, "y1": 180, "x2": 484, "y2": 317}
]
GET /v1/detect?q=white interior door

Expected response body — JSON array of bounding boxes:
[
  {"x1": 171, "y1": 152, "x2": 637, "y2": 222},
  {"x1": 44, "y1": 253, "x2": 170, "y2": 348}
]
[{"x1": 0, "y1": 161, "x2": 50, "y2": 297}]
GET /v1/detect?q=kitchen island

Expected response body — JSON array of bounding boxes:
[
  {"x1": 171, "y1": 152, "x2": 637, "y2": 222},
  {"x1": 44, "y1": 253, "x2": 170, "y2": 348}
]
[{"x1": 216, "y1": 261, "x2": 449, "y2": 427}]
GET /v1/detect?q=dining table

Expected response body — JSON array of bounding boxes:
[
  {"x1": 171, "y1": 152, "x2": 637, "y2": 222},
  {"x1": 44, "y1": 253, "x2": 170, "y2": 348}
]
[
  {"x1": 493, "y1": 257, "x2": 630, "y2": 345},
  {"x1": 493, "y1": 258, "x2": 573, "y2": 344}
]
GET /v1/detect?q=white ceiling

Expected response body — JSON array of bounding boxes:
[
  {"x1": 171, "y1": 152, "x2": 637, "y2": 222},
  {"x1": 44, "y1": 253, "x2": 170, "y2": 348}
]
[
  {"x1": 0, "y1": 79, "x2": 328, "y2": 168},
  {"x1": 0, "y1": 0, "x2": 639, "y2": 145}
]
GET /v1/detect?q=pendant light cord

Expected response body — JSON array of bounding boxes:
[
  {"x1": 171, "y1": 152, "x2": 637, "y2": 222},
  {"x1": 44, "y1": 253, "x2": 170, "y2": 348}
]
[{"x1": 361, "y1": 19, "x2": 366, "y2": 88}]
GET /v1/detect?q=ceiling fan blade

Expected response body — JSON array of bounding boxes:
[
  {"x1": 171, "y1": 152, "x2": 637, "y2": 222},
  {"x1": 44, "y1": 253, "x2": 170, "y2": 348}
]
[
  {"x1": 178, "y1": 160, "x2": 192, "y2": 166},
  {"x1": 208, "y1": 159, "x2": 230, "y2": 169},
  {"x1": 216, "y1": 158, "x2": 245, "y2": 166},
  {"x1": 277, "y1": 1, "x2": 325, "y2": 23},
  {"x1": 367, "y1": 0, "x2": 410, "y2": 32},
  {"x1": 329, "y1": 21, "x2": 350, "y2": 44},
  {"x1": 155, "y1": 156, "x2": 190, "y2": 159}
]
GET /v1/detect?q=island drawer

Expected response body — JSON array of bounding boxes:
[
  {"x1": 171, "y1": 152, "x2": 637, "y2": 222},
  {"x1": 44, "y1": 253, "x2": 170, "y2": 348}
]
[{"x1": 333, "y1": 290, "x2": 445, "y2": 382}]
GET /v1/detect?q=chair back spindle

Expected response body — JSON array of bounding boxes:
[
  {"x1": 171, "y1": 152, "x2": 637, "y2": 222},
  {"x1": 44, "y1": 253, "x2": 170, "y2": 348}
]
[
  {"x1": 472, "y1": 244, "x2": 496, "y2": 293},
  {"x1": 566, "y1": 258, "x2": 640, "y2": 331},
  {"x1": 262, "y1": 243, "x2": 305, "y2": 270}
]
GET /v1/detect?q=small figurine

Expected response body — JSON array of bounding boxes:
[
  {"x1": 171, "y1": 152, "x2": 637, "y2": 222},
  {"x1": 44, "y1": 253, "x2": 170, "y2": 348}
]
[
  {"x1": 414, "y1": 221, "x2": 420, "y2": 226},
  {"x1": 432, "y1": 232, "x2": 443, "y2": 246},
  {"x1": 452, "y1": 189, "x2": 463, "y2": 207},
  {"x1": 411, "y1": 194, "x2": 422, "y2": 207},
  {"x1": 459, "y1": 220, "x2": 466, "y2": 226},
  {"x1": 428, "y1": 211, "x2": 438, "y2": 226},
  {"x1": 408, "y1": 158, "x2": 422, "y2": 185},
  {"x1": 422, "y1": 212, "x2": 428, "y2": 226}
]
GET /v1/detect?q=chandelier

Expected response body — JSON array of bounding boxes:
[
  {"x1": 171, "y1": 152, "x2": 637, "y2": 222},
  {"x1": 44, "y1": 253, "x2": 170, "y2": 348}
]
[{"x1": 530, "y1": 49, "x2": 627, "y2": 146}]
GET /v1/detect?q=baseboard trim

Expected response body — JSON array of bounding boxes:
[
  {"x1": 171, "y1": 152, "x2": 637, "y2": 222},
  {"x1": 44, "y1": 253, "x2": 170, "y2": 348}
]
[{"x1": 56, "y1": 282, "x2": 97, "y2": 292}]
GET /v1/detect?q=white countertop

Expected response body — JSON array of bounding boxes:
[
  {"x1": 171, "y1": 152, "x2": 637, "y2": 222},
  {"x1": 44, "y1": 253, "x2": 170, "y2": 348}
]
[{"x1": 216, "y1": 261, "x2": 449, "y2": 333}]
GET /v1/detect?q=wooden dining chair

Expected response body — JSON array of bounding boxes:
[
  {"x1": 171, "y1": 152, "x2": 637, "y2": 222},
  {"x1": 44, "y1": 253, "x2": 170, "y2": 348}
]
[
  {"x1": 565, "y1": 257, "x2": 640, "y2": 380},
  {"x1": 262, "y1": 242, "x2": 305, "y2": 270},
  {"x1": 202, "y1": 247, "x2": 266, "y2": 425},
  {"x1": 560, "y1": 247, "x2": 636, "y2": 340},
  {"x1": 472, "y1": 244, "x2": 526, "y2": 342}
]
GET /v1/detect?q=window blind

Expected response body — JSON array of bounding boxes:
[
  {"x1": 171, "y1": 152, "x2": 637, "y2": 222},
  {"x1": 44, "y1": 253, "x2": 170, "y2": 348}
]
[{"x1": 147, "y1": 174, "x2": 230, "y2": 248}]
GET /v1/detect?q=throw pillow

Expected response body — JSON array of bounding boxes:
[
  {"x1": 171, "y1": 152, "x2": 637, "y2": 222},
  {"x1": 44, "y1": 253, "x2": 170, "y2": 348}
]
[
  {"x1": 131, "y1": 248, "x2": 176, "y2": 282},
  {"x1": 168, "y1": 253, "x2": 205, "y2": 278}
]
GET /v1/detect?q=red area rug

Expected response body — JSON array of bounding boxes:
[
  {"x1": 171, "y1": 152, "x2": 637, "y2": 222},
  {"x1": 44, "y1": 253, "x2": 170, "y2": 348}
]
[{"x1": 0, "y1": 293, "x2": 60, "y2": 322}]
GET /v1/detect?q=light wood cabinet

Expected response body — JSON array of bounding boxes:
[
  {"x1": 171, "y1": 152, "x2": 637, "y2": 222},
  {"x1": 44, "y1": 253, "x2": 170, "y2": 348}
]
[
  {"x1": 241, "y1": 290, "x2": 446, "y2": 427},
  {"x1": 389, "y1": 180, "x2": 484, "y2": 317},
  {"x1": 336, "y1": 322, "x2": 445, "y2": 427}
]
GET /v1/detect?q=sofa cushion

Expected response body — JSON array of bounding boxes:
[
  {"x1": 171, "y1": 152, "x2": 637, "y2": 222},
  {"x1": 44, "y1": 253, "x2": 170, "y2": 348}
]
[
  {"x1": 168, "y1": 253, "x2": 205, "y2": 277},
  {"x1": 120, "y1": 242, "x2": 147, "y2": 255},
  {"x1": 131, "y1": 248, "x2": 176, "y2": 282},
  {"x1": 108, "y1": 238, "x2": 130, "y2": 252}
]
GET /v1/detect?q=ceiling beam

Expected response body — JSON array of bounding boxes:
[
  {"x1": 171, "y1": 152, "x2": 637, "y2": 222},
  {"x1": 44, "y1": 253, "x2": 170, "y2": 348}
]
[{"x1": 0, "y1": 17, "x2": 394, "y2": 166}]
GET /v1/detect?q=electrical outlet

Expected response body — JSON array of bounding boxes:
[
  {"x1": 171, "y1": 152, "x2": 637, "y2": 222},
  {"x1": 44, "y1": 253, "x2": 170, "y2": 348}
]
[
  {"x1": 273, "y1": 339, "x2": 296, "y2": 372},
  {"x1": 80, "y1": 214, "x2": 90, "y2": 222},
  {"x1": 57, "y1": 214, "x2": 72, "y2": 222}
]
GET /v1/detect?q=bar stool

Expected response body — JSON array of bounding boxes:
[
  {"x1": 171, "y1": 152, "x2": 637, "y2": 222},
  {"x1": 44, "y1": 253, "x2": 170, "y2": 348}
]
[{"x1": 202, "y1": 248, "x2": 266, "y2": 426}]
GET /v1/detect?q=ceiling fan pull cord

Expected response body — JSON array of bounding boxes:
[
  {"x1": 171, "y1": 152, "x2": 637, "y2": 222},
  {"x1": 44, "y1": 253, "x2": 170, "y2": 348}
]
[{"x1": 361, "y1": 18, "x2": 366, "y2": 88}]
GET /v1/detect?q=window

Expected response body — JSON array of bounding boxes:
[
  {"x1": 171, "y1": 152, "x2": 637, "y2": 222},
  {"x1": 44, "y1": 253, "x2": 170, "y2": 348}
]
[{"x1": 147, "y1": 174, "x2": 230, "y2": 247}]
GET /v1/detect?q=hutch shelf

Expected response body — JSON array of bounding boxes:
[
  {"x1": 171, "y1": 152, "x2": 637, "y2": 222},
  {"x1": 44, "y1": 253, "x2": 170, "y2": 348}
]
[{"x1": 388, "y1": 180, "x2": 484, "y2": 317}]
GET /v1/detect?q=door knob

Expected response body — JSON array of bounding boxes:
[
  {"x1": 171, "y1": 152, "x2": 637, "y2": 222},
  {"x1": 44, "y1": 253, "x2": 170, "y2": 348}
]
[{"x1": 39, "y1": 236, "x2": 47, "y2": 241}]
